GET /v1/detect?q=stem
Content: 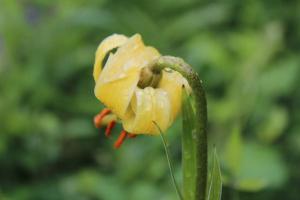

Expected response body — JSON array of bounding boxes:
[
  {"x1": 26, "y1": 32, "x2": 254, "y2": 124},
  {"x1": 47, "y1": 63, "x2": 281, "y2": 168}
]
[{"x1": 149, "y1": 56, "x2": 208, "y2": 200}]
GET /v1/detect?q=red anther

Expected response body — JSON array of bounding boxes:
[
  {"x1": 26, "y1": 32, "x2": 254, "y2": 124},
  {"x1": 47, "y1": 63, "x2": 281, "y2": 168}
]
[
  {"x1": 105, "y1": 120, "x2": 116, "y2": 138},
  {"x1": 114, "y1": 130, "x2": 128, "y2": 149},
  {"x1": 94, "y1": 108, "x2": 111, "y2": 128},
  {"x1": 127, "y1": 133, "x2": 137, "y2": 138}
]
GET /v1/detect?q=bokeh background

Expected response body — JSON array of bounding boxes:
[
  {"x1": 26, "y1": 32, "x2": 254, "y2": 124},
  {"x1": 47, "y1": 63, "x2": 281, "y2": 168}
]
[{"x1": 1, "y1": 0, "x2": 300, "y2": 199}]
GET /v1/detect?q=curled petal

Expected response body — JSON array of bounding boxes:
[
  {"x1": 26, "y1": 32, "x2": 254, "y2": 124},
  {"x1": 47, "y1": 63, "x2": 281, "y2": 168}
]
[
  {"x1": 95, "y1": 34, "x2": 160, "y2": 118},
  {"x1": 122, "y1": 87, "x2": 171, "y2": 135},
  {"x1": 158, "y1": 69, "x2": 190, "y2": 121},
  {"x1": 93, "y1": 34, "x2": 128, "y2": 81}
]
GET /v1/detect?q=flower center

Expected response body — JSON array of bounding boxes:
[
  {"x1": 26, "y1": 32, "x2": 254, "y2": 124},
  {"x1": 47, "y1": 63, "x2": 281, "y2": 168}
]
[{"x1": 138, "y1": 66, "x2": 162, "y2": 89}]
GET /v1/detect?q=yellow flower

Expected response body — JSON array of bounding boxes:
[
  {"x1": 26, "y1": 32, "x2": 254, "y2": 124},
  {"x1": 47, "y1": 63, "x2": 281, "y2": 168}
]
[{"x1": 93, "y1": 34, "x2": 189, "y2": 148}]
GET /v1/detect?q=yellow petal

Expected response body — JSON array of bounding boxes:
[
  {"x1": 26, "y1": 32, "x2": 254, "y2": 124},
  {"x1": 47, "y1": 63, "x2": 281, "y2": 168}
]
[
  {"x1": 95, "y1": 34, "x2": 160, "y2": 118},
  {"x1": 93, "y1": 34, "x2": 128, "y2": 81},
  {"x1": 158, "y1": 69, "x2": 189, "y2": 121},
  {"x1": 122, "y1": 87, "x2": 171, "y2": 135}
]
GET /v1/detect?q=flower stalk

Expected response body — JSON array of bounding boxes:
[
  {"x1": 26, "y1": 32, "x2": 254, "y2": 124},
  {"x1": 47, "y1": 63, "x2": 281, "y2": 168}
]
[{"x1": 146, "y1": 56, "x2": 208, "y2": 200}]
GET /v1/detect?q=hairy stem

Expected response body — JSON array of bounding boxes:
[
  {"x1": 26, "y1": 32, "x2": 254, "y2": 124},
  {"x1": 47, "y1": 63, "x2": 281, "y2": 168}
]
[{"x1": 148, "y1": 56, "x2": 208, "y2": 200}]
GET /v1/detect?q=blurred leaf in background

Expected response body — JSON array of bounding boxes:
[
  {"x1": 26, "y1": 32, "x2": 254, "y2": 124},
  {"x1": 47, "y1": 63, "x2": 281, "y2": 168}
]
[{"x1": 0, "y1": 0, "x2": 300, "y2": 199}]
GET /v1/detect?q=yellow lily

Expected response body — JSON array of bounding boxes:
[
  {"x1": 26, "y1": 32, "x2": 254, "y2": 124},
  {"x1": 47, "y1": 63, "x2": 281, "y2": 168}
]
[{"x1": 93, "y1": 34, "x2": 189, "y2": 148}]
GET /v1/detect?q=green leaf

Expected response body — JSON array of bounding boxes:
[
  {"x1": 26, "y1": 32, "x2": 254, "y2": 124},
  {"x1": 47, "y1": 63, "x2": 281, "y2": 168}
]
[
  {"x1": 207, "y1": 149, "x2": 222, "y2": 200},
  {"x1": 164, "y1": 4, "x2": 230, "y2": 41},
  {"x1": 235, "y1": 143, "x2": 288, "y2": 190},
  {"x1": 257, "y1": 106, "x2": 288, "y2": 143},
  {"x1": 182, "y1": 88, "x2": 197, "y2": 200},
  {"x1": 153, "y1": 121, "x2": 183, "y2": 200},
  {"x1": 234, "y1": 179, "x2": 267, "y2": 192},
  {"x1": 224, "y1": 125, "x2": 242, "y2": 174},
  {"x1": 223, "y1": 142, "x2": 288, "y2": 192},
  {"x1": 258, "y1": 58, "x2": 299, "y2": 98}
]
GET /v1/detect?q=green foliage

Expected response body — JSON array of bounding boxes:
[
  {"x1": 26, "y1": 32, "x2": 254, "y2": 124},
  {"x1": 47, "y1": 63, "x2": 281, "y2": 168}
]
[
  {"x1": 207, "y1": 149, "x2": 222, "y2": 200},
  {"x1": 222, "y1": 130, "x2": 288, "y2": 192},
  {"x1": 182, "y1": 88, "x2": 197, "y2": 200},
  {"x1": 0, "y1": 0, "x2": 299, "y2": 199}
]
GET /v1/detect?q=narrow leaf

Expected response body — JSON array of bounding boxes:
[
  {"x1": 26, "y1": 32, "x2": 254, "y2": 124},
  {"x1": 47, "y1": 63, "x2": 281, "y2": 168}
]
[
  {"x1": 153, "y1": 121, "x2": 183, "y2": 200},
  {"x1": 182, "y1": 87, "x2": 197, "y2": 200},
  {"x1": 207, "y1": 148, "x2": 222, "y2": 200}
]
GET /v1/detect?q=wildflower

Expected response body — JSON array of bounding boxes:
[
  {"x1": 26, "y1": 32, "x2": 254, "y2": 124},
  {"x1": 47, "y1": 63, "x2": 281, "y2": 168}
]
[{"x1": 93, "y1": 34, "x2": 189, "y2": 148}]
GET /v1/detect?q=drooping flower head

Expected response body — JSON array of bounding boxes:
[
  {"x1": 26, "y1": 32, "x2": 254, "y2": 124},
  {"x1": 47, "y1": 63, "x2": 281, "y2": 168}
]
[{"x1": 93, "y1": 34, "x2": 189, "y2": 147}]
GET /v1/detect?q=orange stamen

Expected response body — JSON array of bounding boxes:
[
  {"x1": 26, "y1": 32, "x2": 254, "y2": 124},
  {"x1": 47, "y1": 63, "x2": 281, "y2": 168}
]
[
  {"x1": 114, "y1": 130, "x2": 127, "y2": 149},
  {"x1": 94, "y1": 108, "x2": 111, "y2": 128},
  {"x1": 127, "y1": 133, "x2": 137, "y2": 138},
  {"x1": 105, "y1": 120, "x2": 116, "y2": 138}
]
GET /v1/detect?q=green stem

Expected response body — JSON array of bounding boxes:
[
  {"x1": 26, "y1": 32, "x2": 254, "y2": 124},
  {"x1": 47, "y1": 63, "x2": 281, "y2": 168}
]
[{"x1": 149, "y1": 56, "x2": 208, "y2": 200}]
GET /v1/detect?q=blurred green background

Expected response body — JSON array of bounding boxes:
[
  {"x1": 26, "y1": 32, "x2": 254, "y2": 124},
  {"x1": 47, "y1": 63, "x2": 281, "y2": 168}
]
[{"x1": 0, "y1": 0, "x2": 300, "y2": 199}]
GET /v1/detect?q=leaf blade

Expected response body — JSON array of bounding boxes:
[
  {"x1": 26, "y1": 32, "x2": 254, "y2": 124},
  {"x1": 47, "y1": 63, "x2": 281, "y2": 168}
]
[
  {"x1": 207, "y1": 148, "x2": 222, "y2": 200},
  {"x1": 182, "y1": 88, "x2": 197, "y2": 200}
]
